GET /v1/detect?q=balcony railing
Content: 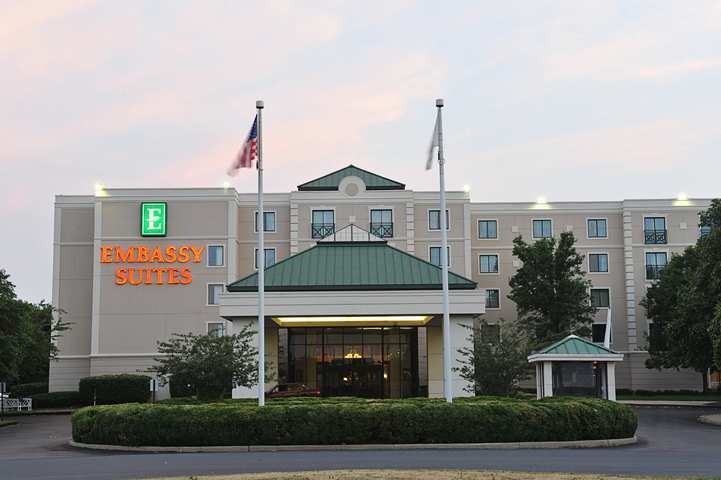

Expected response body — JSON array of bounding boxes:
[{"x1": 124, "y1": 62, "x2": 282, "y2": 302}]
[
  {"x1": 369, "y1": 222, "x2": 393, "y2": 238},
  {"x1": 646, "y1": 265, "x2": 665, "y2": 280},
  {"x1": 311, "y1": 223, "x2": 335, "y2": 239},
  {"x1": 644, "y1": 229, "x2": 667, "y2": 244}
]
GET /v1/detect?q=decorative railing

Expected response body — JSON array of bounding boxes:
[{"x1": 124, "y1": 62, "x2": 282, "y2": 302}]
[
  {"x1": 644, "y1": 229, "x2": 667, "y2": 244},
  {"x1": 646, "y1": 265, "x2": 665, "y2": 280},
  {"x1": 311, "y1": 223, "x2": 335, "y2": 239},
  {"x1": 369, "y1": 222, "x2": 393, "y2": 238}
]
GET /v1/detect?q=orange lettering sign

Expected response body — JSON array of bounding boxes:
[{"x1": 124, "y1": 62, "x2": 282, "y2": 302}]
[{"x1": 102, "y1": 244, "x2": 205, "y2": 286}]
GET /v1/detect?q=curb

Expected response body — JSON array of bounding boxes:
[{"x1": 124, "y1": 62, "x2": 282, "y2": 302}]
[
  {"x1": 0, "y1": 409, "x2": 76, "y2": 417},
  {"x1": 619, "y1": 400, "x2": 721, "y2": 408},
  {"x1": 0, "y1": 420, "x2": 18, "y2": 428},
  {"x1": 698, "y1": 414, "x2": 721, "y2": 427},
  {"x1": 69, "y1": 436, "x2": 637, "y2": 453}
]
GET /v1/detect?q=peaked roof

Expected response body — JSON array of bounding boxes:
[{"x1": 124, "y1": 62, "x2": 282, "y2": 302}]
[
  {"x1": 227, "y1": 242, "x2": 477, "y2": 292},
  {"x1": 538, "y1": 335, "x2": 619, "y2": 355},
  {"x1": 297, "y1": 165, "x2": 405, "y2": 191}
]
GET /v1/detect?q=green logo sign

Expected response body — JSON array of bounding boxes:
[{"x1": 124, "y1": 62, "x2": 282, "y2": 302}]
[{"x1": 141, "y1": 202, "x2": 167, "y2": 237}]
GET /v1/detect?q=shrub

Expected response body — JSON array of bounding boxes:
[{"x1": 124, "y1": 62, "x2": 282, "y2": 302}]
[
  {"x1": 78, "y1": 374, "x2": 151, "y2": 405},
  {"x1": 10, "y1": 382, "x2": 48, "y2": 397},
  {"x1": 72, "y1": 397, "x2": 637, "y2": 447},
  {"x1": 31, "y1": 391, "x2": 85, "y2": 408},
  {"x1": 169, "y1": 375, "x2": 194, "y2": 398}
]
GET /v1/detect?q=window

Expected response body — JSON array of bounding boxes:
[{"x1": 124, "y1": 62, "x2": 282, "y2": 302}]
[
  {"x1": 370, "y1": 209, "x2": 393, "y2": 238},
  {"x1": 428, "y1": 209, "x2": 449, "y2": 231},
  {"x1": 478, "y1": 220, "x2": 497, "y2": 239},
  {"x1": 590, "y1": 288, "x2": 610, "y2": 308},
  {"x1": 255, "y1": 248, "x2": 276, "y2": 269},
  {"x1": 588, "y1": 253, "x2": 608, "y2": 273},
  {"x1": 480, "y1": 323, "x2": 500, "y2": 344},
  {"x1": 479, "y1": 254, "x2": 499, "y2": 273},
  {"x1": 254, "y1": 211, "x2": 276, "y2": 232},
  {"x1": 207, "y1": 283, "x2": 224, "y2": 306},
  {"x1": 645, "y1": 252, "x2": 667, "y2": 280},
  {"x1": 587, "y1": 219, "x2": 607, "y2": 238},
  {"x1": 207, "y1": 322, "x2": 226, "y2": 337},
  {"x1": 311, "y1": 210, "x2": 335, "y2": 239},
  {"x1": 592, "y1": 324, "x2": 607, "y2": 343},
  {"x1": 485, "y1": 289, "x2": 500, "y2": 309},
  {"x1": 532, "y1": 219, "x2": 552, "y2": 239},
  {"x1": 207, "y1": 245, "x2": 224, "y2": 267},
  {"x1": 429, "y1": 246, "x2": 450, "y2": 267},
  {"x1": 700, "y1": 224, "x2": 711, "y2": 237},
  {"x1": 644, "y1": 217, "x2": 667, "y2": 244}
]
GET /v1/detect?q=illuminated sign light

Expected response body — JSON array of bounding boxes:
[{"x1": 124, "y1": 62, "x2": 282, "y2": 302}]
[
  {"x1": 271, "y1": 315, "x2": 433, "y2": 327},
  {"x1": 141, "y1": 202, "x2": 167, "y2": 237},
  {"x1": 101, "y1": 245, "x2": 205, "y2": 286}
]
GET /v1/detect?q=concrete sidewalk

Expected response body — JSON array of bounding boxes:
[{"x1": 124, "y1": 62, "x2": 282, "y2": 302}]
[{"x1": 698, "y1": 414, "x2": 721, "y2": 426}]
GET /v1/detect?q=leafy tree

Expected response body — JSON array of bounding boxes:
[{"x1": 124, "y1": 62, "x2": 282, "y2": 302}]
[
  {"x1": 0, "y1": 269, "x2": 70, "y2": 384},
  {"x1": 456, "y1": 319, "x2": 531, "y2": 395},
  {"x1": 644, "y1": 199, "x2": 721, "y2": 390},
  {"x1": 151, "y1": 327, "x2": 259, "y2": 400},
  {"x1": 710, "y1": 302, "x2": 721, "y2": 372},
  {"x1": 508, "y1": 232, "x2": 596, "y2": 347}
]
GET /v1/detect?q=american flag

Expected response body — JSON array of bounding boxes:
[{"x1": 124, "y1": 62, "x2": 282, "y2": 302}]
[{"x1": 227, "y1": 115, "x2": 258, "y2": 176}]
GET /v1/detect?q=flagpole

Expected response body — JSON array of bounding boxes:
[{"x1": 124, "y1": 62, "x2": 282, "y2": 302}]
[
  {"x1": 256, "y1": 99, "x2": 265, "y2": 407},
  {"x1": 436, "y1": 98, "x2": 452, "y2": 403}
]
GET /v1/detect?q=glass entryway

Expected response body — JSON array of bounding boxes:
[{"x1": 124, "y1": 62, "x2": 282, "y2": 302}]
[{"x1": 280, "y1": 327, "x2": 420, "y2": 398}]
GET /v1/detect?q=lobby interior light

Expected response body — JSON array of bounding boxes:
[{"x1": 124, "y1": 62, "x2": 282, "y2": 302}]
[{"x1": 271, "y1": 315, "x2": 433, "y2": 327}]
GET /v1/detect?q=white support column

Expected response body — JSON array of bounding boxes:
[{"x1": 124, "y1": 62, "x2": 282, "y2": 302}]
[
  {"x1": 606, "y1": 363, "x2": 617, "y2": 401},
  {"x1": 542, "y1": 361, "x2": 553, "y2": 398}
]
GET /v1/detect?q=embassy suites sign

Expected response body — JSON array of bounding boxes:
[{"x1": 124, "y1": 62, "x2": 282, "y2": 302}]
[
  {"x1": 101, "y1": 245, "x2": 205, "y2": 285},
  {"x1": 100, "y1": 202, "x2": 206, "y2": 286}
]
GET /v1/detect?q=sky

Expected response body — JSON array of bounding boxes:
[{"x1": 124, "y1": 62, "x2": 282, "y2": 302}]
[{"x1": 2, "y1": 0, "x2": 721, "y2": 303}]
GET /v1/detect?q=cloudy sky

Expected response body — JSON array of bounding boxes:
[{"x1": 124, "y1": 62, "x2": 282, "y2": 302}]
[{"x1": 2, "y1": 0, "x2": 721, "y2": 302}]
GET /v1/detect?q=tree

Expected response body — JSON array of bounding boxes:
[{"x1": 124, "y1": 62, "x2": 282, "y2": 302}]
[
  {"x1": 644, "y1": 199, "x2": 721, "y2": 390},
  {"x1": 151, "y1": 327, "x2": 259, "y2": 400},
  {"x1": 508, "y1": 232, "x2": 596, "y2": 347},
  {"x1": 0, "y1": 269, "x2": 70, "y2": 384},
  {"x1": 456, "y1": 319, "x2": 531, "y2": 395},
  {"x1": 710, "y1": 302, "x2": 721, "y2": 372}
]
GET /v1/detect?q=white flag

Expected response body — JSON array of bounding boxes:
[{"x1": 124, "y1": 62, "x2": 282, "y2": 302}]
[{"x1": 426, "y1": 114, "x2": 439, "y2": 170}]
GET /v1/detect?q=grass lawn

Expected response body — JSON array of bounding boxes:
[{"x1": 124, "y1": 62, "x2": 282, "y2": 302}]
[{"x1": 152, "y1": 470, "x2": 718, "y2": 480}]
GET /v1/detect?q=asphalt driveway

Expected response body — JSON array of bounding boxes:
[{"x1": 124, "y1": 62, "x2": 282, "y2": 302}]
[{"x1": 1, "y1": 407, "x2": 720, "y2": 479}]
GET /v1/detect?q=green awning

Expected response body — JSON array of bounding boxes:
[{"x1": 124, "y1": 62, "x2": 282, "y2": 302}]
[
  {"x1": 538, "y1": 335, "x2": 619, "y2": 355},
  {"x1": 228, "y1": 242, "x2": 477, "y2": 292},
  {"x1": 297, "y1": 165, "x2": 405, "y2": 191}
]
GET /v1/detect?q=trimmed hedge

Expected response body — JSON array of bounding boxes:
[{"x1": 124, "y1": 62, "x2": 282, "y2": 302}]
[
  {"x1": 10, "y1": 382, "x2": 48, "y2": 397},
  {"x1": 31, "y1": 391, "x2": 85, "y2": 408},
  {"x1": 72, "y1": 397, "x2": 637, "y2": 447},
  {"x1": 79, "y1": 374, "x2": 151, "y2": 405}
]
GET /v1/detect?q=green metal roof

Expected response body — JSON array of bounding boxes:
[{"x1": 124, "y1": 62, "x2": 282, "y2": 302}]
[
  {"x1": 228, "y1": 242, "x2": 477, "y2": 292},
  {"x1": 538, "y1": 335, "x2": 618, "y2": 355},
  {"x1": 297, "y1": 165, "x2": 405, "y2": 191}
]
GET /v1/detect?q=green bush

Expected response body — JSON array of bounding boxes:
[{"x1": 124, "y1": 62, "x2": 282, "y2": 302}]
[
  {"x1": 10, "y1": 382, "x2": 48, "y2": 397},
  {"x1": 169, "y1": 375, "x2": 194, "y2": 398},
  {"x1": 72, "y1": 397, "x2": 637, "y2": 447},
  {"x1": 31, "y1": 391, "x2": 85, "y2": 408},
  {"x1": 78, "y1": 374, "x2": 151, "y2": 405}
]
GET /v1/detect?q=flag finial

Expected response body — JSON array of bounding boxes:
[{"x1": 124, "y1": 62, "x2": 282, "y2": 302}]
[
  {"x1": 256, "y1": 100, "x2": 264, "y2": 109},
  {"x1": 436, "y1": 98, "x2": 444, "y2": 107}
]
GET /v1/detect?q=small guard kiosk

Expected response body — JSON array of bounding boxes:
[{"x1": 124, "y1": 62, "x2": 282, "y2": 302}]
[{"x1": 528, "y1": 335, "x2": 624, "y2": 401}]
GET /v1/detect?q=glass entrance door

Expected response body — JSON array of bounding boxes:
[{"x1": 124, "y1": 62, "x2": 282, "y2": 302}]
[{"x1": 285, "y1": 327, "x2": 419, "y2": 398}]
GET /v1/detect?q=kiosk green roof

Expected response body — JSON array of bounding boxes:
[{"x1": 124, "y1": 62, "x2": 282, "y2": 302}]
[
  {"x1": 228, "y1": 242, "x2": 477, "y2": 292},
  {"x1": 297, "y1": 165, "x2": 405, "y2": 191},
  {"x1": 538, "y1": 335, "x2": 618, "y2": 355}
]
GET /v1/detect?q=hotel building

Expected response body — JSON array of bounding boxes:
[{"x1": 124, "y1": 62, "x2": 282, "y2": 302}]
[{"x1": 50, "y1": 165, "x2": 710, "y2": 397}]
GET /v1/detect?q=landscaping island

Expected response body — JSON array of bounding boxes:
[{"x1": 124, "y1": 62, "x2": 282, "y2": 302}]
[{"x1": 71, "y1": 396, "x2": 637, "y2": 447}]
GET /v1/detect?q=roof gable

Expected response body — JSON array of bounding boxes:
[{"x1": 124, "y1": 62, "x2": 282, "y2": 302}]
[
  {"x1": 297, "y1": 165, "x2": 405, "y2": 191},
  {"x1": 539, "y1": 335, "x2": 618, "y2": 355},
  {"x1": 227, "y1": 242, "x2": 477, "y2": 292}
]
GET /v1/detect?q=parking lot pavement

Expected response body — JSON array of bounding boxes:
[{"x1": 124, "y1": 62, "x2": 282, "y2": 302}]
[{"x1": 2, "y1": 407, "x2": 721, "y2": 479}]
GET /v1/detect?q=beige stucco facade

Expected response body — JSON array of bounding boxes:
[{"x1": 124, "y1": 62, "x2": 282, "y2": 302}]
[{"x1": 50, "y1": 169, "x2": 712, "y2": 395}]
